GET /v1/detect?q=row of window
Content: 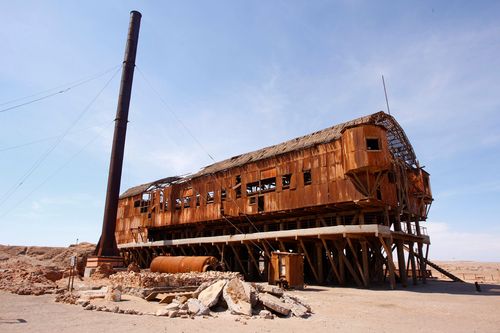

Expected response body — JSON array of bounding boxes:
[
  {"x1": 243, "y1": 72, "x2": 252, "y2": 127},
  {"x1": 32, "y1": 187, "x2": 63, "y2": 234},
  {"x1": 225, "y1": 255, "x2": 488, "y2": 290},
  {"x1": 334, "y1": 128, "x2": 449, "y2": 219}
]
[{"x1": 133, "y1": 170, "x2": 313, "y2": 212}]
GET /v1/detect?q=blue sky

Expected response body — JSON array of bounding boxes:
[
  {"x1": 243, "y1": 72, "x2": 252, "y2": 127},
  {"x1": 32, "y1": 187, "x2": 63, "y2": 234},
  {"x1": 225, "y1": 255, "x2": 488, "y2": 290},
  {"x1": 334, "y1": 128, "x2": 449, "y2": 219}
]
[{"x1": 0, "y1": 1, "x2": 499, "y2": 261}]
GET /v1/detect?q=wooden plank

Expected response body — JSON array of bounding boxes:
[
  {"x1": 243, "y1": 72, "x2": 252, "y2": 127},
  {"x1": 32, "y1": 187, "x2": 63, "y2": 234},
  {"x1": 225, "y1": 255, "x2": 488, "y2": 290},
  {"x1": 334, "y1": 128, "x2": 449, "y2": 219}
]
[
  {"x1": 335, "y1": 241, "x2": 363, "y2": 287},
  {"x1": 299, "y1": 239, "x2": 320, "y2": 282},
  {"x1": 379, "y1": 236, "x2": 396, "y2": 289},
  {"x1": 321, "y1": 238, "x2": 342, "y2": 284},
  {"x1": 347, "y1": 238, "x2": 368, "y2": 287}
]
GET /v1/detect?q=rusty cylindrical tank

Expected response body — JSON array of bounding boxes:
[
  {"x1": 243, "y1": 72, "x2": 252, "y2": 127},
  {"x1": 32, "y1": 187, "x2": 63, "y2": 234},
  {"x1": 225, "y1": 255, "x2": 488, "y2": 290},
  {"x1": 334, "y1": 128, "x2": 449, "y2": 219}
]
[{"x1": 150, "y1": 256, "x2": 222, "y2": 273}]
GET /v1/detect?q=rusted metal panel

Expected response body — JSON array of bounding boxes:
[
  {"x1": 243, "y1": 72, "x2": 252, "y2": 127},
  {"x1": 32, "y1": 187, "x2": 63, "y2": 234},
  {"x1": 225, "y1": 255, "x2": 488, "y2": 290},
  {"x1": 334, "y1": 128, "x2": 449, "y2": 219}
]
[{"x1": 115, "y1": 112, "x2": 432, "y2": 246}]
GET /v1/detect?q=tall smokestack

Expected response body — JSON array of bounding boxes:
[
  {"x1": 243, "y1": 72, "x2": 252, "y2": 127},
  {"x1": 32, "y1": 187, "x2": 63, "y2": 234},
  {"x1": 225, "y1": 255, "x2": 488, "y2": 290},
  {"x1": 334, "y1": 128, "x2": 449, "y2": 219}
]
[{"x1": 88, "y1": 11, "x2": 141, "y2": 270}]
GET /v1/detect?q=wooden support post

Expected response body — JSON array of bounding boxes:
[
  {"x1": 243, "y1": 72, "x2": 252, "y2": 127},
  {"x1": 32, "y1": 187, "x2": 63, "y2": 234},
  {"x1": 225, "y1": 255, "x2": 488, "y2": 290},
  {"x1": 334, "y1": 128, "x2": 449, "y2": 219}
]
[
  {"x1": 379, "y1": 236, "x2": 396, "y2": 290},
  {"x1": 299, "y1": 239, "x2": 320, "y2": 283},
  {"x1": 396, "y1": 239, "x2": 408, "y2": 287},
  {"x1": 335, "y1": 241, "x2": 363, "y2": 287},
  {"x1": 315, "y1": 241, "x2": 324, "y2": 284},
  {"x1": 361, "y1": 241, "x2": 370, "y2": 287},
  {"x1": 230, "y1": 245, "x2": 247, "y2": 277},
  {"x1": 409, "y1": 243, "x2": 417, "y2": 285},
  {"x1": 215, "y1": 244, "x2": 230, "y2": 271},
  {"x1": 347, "y1": 238, "x2": 368, "y2": 287},
  {"x1": 279, "y1": 241, "x2": 286, "y2": 252},
  {"x1": 321, "y1": 238, "x2": 343, "y2": 285},
  {"x1": 245, "y1": 243, "x2": 263, "y2": 279}
]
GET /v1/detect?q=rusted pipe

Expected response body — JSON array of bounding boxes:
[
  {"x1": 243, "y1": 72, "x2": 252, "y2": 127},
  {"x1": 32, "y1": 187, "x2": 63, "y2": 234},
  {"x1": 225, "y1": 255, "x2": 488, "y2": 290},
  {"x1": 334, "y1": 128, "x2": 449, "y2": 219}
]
[{"x1": 150, "y1": 256, "x2": 222, "y2": 273}]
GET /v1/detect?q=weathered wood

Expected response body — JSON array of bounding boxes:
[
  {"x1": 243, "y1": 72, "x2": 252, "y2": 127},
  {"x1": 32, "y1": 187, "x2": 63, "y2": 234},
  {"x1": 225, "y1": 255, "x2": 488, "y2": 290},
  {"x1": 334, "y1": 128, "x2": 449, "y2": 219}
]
[
  {"x1": 321, "y1": 238, "x2": 342, "y2": 284},
  {"x1": 379, "y1": 236, "x2": 396, "y2": 289},
  {"x1": 299, "y1": 239, "x2": 320, "y2": 282}
]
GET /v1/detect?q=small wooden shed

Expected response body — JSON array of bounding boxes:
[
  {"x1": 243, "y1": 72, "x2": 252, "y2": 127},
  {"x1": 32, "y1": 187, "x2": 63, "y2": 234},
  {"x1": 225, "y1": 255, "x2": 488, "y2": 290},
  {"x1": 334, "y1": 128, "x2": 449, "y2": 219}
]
[{"x1": 269, "y1": 251, "x2": 304, "y2": 289}]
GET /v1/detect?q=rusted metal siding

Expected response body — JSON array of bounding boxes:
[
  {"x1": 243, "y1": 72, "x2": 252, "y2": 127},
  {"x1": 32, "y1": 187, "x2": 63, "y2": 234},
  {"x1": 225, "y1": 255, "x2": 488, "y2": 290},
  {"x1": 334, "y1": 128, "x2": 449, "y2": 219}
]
[{"x1": 115, "y1": 114, "x2": 432, "y2": 245}]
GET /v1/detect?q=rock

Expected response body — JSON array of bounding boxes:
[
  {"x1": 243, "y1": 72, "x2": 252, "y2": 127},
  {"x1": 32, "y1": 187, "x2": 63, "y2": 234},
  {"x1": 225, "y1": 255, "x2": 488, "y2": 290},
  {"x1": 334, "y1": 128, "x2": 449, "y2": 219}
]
[
  {"x1": 187, "y1": 298, "x2": 210, "y2": 316},
  {"x1": 179, "y1": 302, "x2": 188, "y2": 310},
  {"x1": 111, "y1": 306, "x2": 119, "y2": 313},
  {"x1": 259, "y1": 293, "x2": 291, "y2": 316},
  {"x1": 222, "y1": 278, "x2": 252, "y2": 316},
  {"x1": 105, "y1": 286, "x2": 122, "y2": 302},
  {"x1": 259, "y1": 309, "x2": 274, "y2": 319},
  {"x1": 84, "y1": 304, "x2": 95, "y2": 310},
  {"x1": 192, "y1": 280, "x2": 213, "y2": 298},
  {"x1": 180, "y1": 314, "x2": 189, "y2": 319},
  {"x1": 260, "y1": 284, "x2": 284, "y2": 297},
  {"x1": 164, "y1": 302, "x2": 180, "y2": 311},
  {"x1": 168, "y1": 310, "x2": 179, "y2": 318},
  {"x1": 242, "y1": 281, "x2": 258, "y2": 306},
  {"x1": 174, "y1": 295, "x2": 188, "y2": 304},
  {"x1": 156, "y1": 308, "x2": 170, "y2": 317},
  {"x1": 91, "y1": 263, "x2": 115, "y2": 279},
  {"x1": 127, "y1": 262, "x2": 140, "y2": 273},
  {"x1": 282, "y1": 295, "x2": 310, "y2": 317},
  {"x1": 284, "y1": 294, "x2": 311, "y2": 312},
  {"x1": 198, "y1": 279, "x2": 226, "y2": 308}
]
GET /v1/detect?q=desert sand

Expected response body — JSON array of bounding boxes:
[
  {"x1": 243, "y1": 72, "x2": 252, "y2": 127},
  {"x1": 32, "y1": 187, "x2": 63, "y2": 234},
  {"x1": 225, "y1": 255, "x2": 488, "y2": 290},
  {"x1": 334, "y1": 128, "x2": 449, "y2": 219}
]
[{"x1": 1, "y1": 244, "x2": 499, "y2": 333}]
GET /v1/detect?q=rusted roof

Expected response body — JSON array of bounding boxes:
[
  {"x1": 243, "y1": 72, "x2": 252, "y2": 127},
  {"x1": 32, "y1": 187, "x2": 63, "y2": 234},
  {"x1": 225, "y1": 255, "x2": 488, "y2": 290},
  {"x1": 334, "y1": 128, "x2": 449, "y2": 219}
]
[
  {"x1": 119, "y1": 176, "x2": 182, "y2": 199},
  {"x1": 120, "y1": 111, "x2": 417, "y2": 198}
]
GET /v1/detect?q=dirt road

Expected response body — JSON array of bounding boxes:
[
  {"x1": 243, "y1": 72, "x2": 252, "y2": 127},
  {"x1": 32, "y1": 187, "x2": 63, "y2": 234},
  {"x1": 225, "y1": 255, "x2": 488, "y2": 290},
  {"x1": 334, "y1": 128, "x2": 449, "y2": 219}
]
[{"x1": 1, "y1": 280, "x2": 499, "y2": 333}]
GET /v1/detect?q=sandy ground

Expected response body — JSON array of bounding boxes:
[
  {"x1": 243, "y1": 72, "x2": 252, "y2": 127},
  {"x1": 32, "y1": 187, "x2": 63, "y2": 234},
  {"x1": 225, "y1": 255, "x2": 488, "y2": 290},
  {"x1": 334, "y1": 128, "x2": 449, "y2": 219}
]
[{"x1": 1, "y1": 280, "x2": 500, "y2": 333}]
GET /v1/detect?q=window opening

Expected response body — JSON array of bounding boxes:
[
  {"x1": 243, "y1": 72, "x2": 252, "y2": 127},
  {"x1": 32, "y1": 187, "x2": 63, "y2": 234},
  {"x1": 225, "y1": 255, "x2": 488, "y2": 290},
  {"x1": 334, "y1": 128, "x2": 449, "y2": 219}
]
[
  {"x1": 175, "y1": 198, "x2": 182, "y2": 210},
  {"x1": 282, "y1": 174, "x2": 291, "y2": 189},
  {"x1": 366, "y1": 138, "x2": 380, "y2": 151},
  {"x1": 260, "y1": 177, "x2": 276, "y2": 193},
  {"x1": 183, "y1": 196, "x2": 191, "y2": 208},
  {"x1": 196, "y1": 193, "x2": 200, "y2": 207},
  {"x1": 249, "y1": 197, "x2": 257, "y2": 205},
  {"x1": 258, "y1": 196, "x2": 264, "y2": 212},
  {"x1": 235, "y1": 175, "x2": 241, "y2": 198},
  {"x1": 246, "y1": 181, "x2": 259, "y2": 195},
  {"x1": 221, "y1": 189, "x2": 226, "y2": 201},
  {"x1": 206, "y1": 191, "x2": 215, "y2": 203},
  {"x1": 303, "y1": 170, "x2": 312, "y2": 185}
]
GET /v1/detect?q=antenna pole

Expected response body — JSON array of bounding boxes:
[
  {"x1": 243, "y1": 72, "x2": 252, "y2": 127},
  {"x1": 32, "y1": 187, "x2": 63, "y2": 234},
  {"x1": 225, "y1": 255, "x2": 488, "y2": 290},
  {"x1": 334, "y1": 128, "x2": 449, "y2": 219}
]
[{"x1": 382, "y1": 75, "x2": 391, "y2": 115}]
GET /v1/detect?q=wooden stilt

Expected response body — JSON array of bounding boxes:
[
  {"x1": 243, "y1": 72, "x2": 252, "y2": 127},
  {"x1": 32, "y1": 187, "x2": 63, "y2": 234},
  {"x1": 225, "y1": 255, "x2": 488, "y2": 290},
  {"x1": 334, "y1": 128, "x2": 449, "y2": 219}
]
[
  {"x1": 347, "y1": 238, "x2": 368, "y2": 287},
  {"x1": 379, "y1": 236, "x2": 396, "y2": 289},
  {"x1": 299, "y1": 239, "x2": 320, "y2": 283},
  {"x1": 321, "y1": 238, "x2": 342, "y2": 284}
]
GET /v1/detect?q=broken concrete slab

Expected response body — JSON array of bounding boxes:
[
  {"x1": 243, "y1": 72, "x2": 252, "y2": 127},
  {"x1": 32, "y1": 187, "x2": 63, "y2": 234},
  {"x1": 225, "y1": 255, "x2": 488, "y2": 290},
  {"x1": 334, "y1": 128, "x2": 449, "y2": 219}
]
[
  {"x1": 242, "y1": 281, "x2": 258, "y2": 306},
  {"x1": 222, "y1": 278, "x2": 252, "y2": 316},
  {"x1": 187, "y1": 298, "x2": 210, "y2": 316},
  {"x1": 259, "y1": 293, "x2": 291, "y2": 316},
  {"x1": 282, "y1": 295, "x2": 309, "y2": 317},
  {"x1": 198, "y1": 279, "x2": 226, "y2": 308},
  {"x1": 259, "y1": 284, "x2": 284, "y2": 297}
]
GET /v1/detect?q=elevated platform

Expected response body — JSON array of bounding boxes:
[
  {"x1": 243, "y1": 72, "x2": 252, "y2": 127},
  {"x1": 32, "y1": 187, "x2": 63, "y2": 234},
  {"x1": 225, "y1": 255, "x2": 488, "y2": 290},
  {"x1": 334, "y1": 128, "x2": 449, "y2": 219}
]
[{"x1": 118, "y1": 224, "x2": 429, "y2": 249}]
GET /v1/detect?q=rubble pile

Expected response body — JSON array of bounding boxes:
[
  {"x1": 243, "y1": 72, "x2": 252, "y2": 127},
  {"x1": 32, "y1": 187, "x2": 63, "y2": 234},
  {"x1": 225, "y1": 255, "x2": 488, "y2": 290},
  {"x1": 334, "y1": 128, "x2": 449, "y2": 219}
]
[
  {"x1": 109, "y1": 270, "x2": 241, "y2": 289},
  {"x1": 152, "y1": 278, "x2": 312, "y2": 319}
]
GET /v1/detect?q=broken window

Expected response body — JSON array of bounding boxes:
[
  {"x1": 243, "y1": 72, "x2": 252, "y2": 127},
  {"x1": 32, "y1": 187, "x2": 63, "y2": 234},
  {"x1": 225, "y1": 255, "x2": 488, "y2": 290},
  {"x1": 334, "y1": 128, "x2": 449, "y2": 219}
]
[
  {"x1": 260, "y1": 177, "x2": 276, "y2": 192},
  {"x1": 235, "y1": 175, "x2": 241, "y2": 198},
  {"x1": 246, "y1": 181, "x2": 259, "y2": 195},
  {"x1": 134, "y1": 200, "x2": 140, "y2": 208},
  {"x1": 221, "y1": 189, "x2": 226, "y2": 201},
  {"x1": 303, "y1": 170, "x2": 312, "y2": 185},
  {"x1": 139, "y1": 193, "x2": 151, "y2": 213},
  {"x1": 249, "y1": 197, "x2": 257, "y2": 205},
  {"x1": 164, "y1": 199, "x2": 169, "y2": 211},
  {"x1": 366, "y1": 138, "x2": 380, "y2": 151},
  {"x1": 206, "y1": 191, "x2": 215, "y2": 203},
  {"x1": 196, "y1": 193, "x2": 200, "y2": 207},
  {"x1": 282, "y1": 174, "x2": 291, "y2": 189},
  {"x1": 183, "y1": 196, "x2": 191, "y2": 208},
  {"x1": 175, "y1": 198, "x2": 182, "y2": 210}
]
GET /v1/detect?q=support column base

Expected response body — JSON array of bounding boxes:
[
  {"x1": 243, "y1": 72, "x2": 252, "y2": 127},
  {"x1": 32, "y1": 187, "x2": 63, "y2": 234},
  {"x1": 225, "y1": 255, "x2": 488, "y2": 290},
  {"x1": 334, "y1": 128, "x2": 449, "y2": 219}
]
[{"x1": 84, "y1": 256, "x2": 124, "y2": 277}]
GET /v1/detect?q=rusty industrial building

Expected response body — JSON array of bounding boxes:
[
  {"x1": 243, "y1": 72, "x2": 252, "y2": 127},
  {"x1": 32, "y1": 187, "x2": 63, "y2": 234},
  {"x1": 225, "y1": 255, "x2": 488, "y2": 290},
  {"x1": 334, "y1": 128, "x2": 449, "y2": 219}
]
[{"x1": 115, "y1": 111, "x2": 434, "y2": 288}]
